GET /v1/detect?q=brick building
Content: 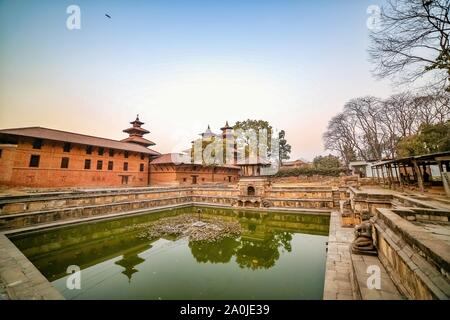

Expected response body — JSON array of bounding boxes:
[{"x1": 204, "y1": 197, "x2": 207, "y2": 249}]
[
  {"x1": 0, "y1": 116, "x2": 160, "y2": 188},
  {"x1": 150, "y1": 153, "x2": 240, "y2": 185},
  {"x1": 0, "y1": 118, "x2": 272, "y2": 188}
]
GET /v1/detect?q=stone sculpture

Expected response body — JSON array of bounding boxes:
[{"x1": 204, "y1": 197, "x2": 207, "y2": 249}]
[{"x1": 351, "y1": 221, "x2": 377, "y2": 256}]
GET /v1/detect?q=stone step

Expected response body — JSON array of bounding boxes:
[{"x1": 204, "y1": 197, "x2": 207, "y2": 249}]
[{"x1": 351, "y1": 253, "x2": 405, "y2": 300}]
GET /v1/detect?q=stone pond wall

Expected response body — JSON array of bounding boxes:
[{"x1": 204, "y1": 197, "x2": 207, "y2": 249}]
[
  {"x1": 347, "y1": 187, "x2": 450, "y2": 300},
  {"x1": 372, "y1": 207, "x2": 450, "y2": 299},
  {"x1": 0, "y1": 184, "x2": 340, "y2": 230}
]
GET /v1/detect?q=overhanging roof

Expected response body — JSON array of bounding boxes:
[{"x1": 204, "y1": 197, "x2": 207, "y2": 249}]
[{"x1": 0, "y1": 127, "x2": 160, "y2": 156}]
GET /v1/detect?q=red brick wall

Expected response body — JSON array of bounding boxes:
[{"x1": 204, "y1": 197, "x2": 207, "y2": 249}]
[{"x1": 0, "y1": 138, "x2": 149, "y2": 188}]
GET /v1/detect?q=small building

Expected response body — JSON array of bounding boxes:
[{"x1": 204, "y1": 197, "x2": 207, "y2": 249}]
[
  {"x1": 281, "y1": 159, "x2": 308, "y2": 169},
  {"x1": 150, "y1": 153, "x2": 240, "y2": 185},
  {"x1": 0, "y1": 116, "x2": 160, "y2": 188},
  {"x1": 238, "y1": 156, "x2": 272, "y2": 177},
  {"x1": 349, "y1": 160, "x2": 378, "y2": 178}
]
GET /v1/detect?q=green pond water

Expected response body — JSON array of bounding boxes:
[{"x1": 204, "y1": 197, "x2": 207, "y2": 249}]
[{"x1": 9, "y1": 206, "x2": 330, "y2": 300}]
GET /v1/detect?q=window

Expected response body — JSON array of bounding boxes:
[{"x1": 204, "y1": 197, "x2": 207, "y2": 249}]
[
  {"x1": 84, "y1": 159, "x2": 91, "y2": 170},
  {"x1": 108, "y1": 161, "x2": 114, "y2": 170},
  {"x1": 228, "y1": 176, "x2": 232, "y2": 182},
  {"x1": 183, "y1": 178, "x2": 187, "y2": 182},
  {"x1": 121, "y1": 176, "x2": 129, "y2": 185},
  {"x1": 97, "y1": 160, "x2": 103, "y2": 170},
  {"x1": 32, "y1": 139, "x2": 42, "y2": 149},
  {"x1": 140, "y1": 163, "x2": 144, "y2": 172},
  {"x1": 60, "y1": 157, "x2": 69, "y2": 169},
  {"x1": 63, "y1": 143, "x2": 71, "y2": 152},
  {"x1": 0, "y1": 149, "x2": 2, "y2": 158},
  {"x1": 124, "y1": 151, "x2": 129, "y2": 158},
  {"x1": 98, "y1": 147, "x2": 104, "y2": 156},
  {"x1": 247, "y1": 186, "x2": 256, "y2": 196},
  {"x1": 202, "y1": 178, "x2": 205, "y2": 181},
  {"x1": 109, "y1": 149, "x2": 114, "y2": 157},
  {"x1": 123, "y1": 162, "x2": 128, "y2": 171},
  {"x1": 86, "y1": 146, "x2": 93, "y2": 154},
  {"x1": 140, "y1": 153, "x2": 145, "y2": 160},
  {"x1": 29, "y1": 155, "x2": 40, "y2": 167}
]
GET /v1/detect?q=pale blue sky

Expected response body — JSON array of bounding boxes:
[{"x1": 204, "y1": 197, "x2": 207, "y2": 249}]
[{"x1": 0, "y1": 0, "x2": 394, "y2": 160}]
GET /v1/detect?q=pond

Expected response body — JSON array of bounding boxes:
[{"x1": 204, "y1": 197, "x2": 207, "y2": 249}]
[{"x1": 9, "y1": 206, "x2": 330, "y2": 300}]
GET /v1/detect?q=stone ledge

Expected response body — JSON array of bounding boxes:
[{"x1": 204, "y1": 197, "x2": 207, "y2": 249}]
[
  {"x1": 376, "y1": 208, "x2": 450, "y2": 278},
  {"x1": 374, "y1": 215, "x2": 450, "y2": 299},
  {"x1": 0, "y1": 234, "x2": 63, "y2": 300}
]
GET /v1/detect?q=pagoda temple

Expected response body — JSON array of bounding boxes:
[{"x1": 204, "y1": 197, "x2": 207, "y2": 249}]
[{"x1": 121, "y1": 115, "x2": 156, "y2": 147}]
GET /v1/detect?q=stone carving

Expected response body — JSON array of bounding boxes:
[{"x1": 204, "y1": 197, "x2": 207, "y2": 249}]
[
  {"x1": 351, "y1": 221, "x2": 377, "y2": 256},
  {"x1": 261, "y1": 199, "x2": 273, "y2": 208}
]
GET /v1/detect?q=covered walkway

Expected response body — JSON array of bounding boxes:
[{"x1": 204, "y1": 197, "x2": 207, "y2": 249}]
[{"x1": 371, "y1": 151, "x2": 450, "y2": 196}]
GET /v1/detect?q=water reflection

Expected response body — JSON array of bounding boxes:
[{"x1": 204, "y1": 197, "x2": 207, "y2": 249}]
[{"x1": 10, "y1": 206, "x2": 330, "y2": 281}]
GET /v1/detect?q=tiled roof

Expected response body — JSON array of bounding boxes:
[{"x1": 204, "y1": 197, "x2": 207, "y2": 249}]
[
  {"x1": 0, "y1": 127, "x2": 160, "y2": 155},
  {"x1": 150, "y1": 153, "x2": 191, "y2": 164},
  {"x1": 120, "y1": 136, "x2": 156, "y2": 146},
  {"x1": 151, "y1": 153, "x2": 240, "y2": 169}
]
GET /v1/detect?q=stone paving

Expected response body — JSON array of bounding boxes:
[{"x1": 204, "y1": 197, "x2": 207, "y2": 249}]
[
  {"x1": 323, "y1": 211, "x2": 355, "y2": 300},
  {"x1": 0, "y1": 234, "x2": 63, "y2": 300},
  {"x1": 0, "y1": 278, "x2": 8, "y2": 300}
]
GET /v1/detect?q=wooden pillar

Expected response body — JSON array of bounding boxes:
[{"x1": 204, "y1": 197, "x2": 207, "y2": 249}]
[
  {"x1": 396, "y1": 163, "x2": 403, "y2": 189},
  {"x1": 380, "y1": 165, "x2": 386, "y2": 187},
  {"x1": 402, "y1": 164, "x2": 409, "y2": 184},
  {"x1": 386, "y1": 164, "x2": 393, "y2": 188},
  {"x1": 376, "y1": 166, "x2": 380, "y2": 184},
  {"x1": 412, "y1": 160, "x2": 424, "y2": 193},
  {"x1": 438, "y1": 161, "x2": 450, "y2": 197}
]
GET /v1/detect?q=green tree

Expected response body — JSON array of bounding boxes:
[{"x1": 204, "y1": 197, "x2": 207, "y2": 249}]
[
  {"x1": 233, "y1": 120, "x2": 291, "y2": 162},
  {"x1": 278, "y1": 130, "x2": 291, "y2": 165},
  {"x1": 397, "y1": 122, "x2": 450, "y2": 157},
  {"x1": 312, "y1": 154, "x2": 342, "y2": 169},
  {"x1": 233, "y1": 120, "x2": 272, "y2": 158}
]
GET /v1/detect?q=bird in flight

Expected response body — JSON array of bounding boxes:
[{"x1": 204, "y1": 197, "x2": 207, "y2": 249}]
[{"x1": 105, "y1": 13, "x2": 111, "y2": 19}]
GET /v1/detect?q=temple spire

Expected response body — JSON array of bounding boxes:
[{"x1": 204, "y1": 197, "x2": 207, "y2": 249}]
[{"x1": 121, "y1": 115, "x2": 156, "y2": 147}]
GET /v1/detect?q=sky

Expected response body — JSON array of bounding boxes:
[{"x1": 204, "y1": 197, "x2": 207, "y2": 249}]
[{"x1": 0, "y1": 0, "x2": 395, "y2": 161}]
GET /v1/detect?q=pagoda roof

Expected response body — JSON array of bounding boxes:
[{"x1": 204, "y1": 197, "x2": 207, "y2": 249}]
[
  {"x1": 123, "y1": 126, "x2": 150, "y2": 135},
  {"x1": 220, "y1": 121, "x2": 233, "y2": 131},
  {"x1": 199, "y1": 125, "x2": 219, "y2": 138},
  {"x1": 120, "y1": 135, "x2": 156, "y2": 147},
  {"x1": 129, "y1": 114, "x2": 144, "y2": 126}
]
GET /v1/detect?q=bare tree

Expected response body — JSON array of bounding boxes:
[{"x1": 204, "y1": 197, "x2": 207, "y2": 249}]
[
  {"x1": 323, "y1": 113, "x2": 359, "y2": 165},
  {"x1": 344, "y1": 97, "x2": 385, "y2": 160},
  {"x1": 418, "y1": 90, "x2": 450, "y2": 122},
  {"x1": 369, "y1": 0, "x2": 450, "y2": 91},
  {"x1": 323, "y1": 91, "x2": 449, "y2": 162}
]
